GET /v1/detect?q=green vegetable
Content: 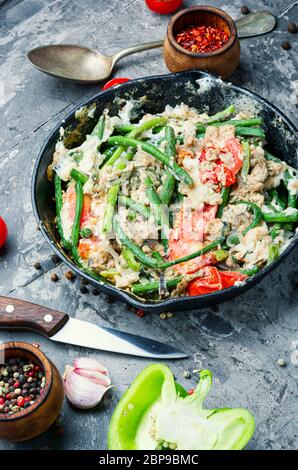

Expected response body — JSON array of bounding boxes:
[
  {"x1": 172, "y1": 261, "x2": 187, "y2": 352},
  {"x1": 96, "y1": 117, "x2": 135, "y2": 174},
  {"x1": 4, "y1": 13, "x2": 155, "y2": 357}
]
[
  {"x1": 145, "y1": 176, "x2": 168, "y2": 250},
  {"x1": 235, "y1": 201, "x2": 262, "y2": 235},
  {"x1": 158, "y1": 238, "x2": 224, "y2": 269},
  {"x1": 207, "y1": 105, "x2": 235, "y2": 124},
  {"x1": 241, "y1": 140, "x2": 250, "y2": 181},
  {"x1": 269, "y1": 223, "x2": 282, "y2": 240},
  {"x1": 268, "y1": 189, "x2": 286, "y2": 211},
  {"x1": 131, "y1": 277, "x2": 181, "y2": 295},
  {"x1": 264, "y1": 150, "x2": 282, "y2": 164},
  {"x1": 122, "y1": 248, "x2": 141, "y2": 272},
  {"x1": 107, "y1": 136, "x2": 193, "y2": 186},
  {"x1": 196, "y1": 117, "x2": 262, "y2": 133},
  {"x1": 160, "y1": 126, "x2": 176, "y2": 205},
  {"x1": 240, "y1": 266, "x2": 260, "y2": 276},
  {"x1": 105, "y1": 117, "x2": 167, "y2": 167},
  {"x1": 70, "y1": 151, "x2": 84, "y2": 164},
  {"x1": 214, "y1": 249, "x2": 229, "y2": 262},
  {"x1": 70, "y1": 168, "x2": 88, "y2": 185},
  {"x1": 284, "y1": 169, "x2": 297, "y2": 209},
  {"x1": 118, "y1": 195, "x2": 151, "y2": 219},
  {"x1": 268, "y1": 244, "x2": 279, "y2": 264},
  {"x1": 262, "y1": 210, "x2": 298, "y2": 223},
  {"x1": 108, "y1": 364, "x2": 255, "y2": 450},
  {"x1": 54, "y1": 173, "x2": 71, "y2": 250},
  {"x1": 114, "y1": 216, "x2": 159, "y2": 269},
  {"x1": 217, "y1": 186, "x2": 230, "y2": 218},
  {"x1": 151, "y1": 251, "x2": 165, "y2": 263},
  {"x1": 91, "y1": 114, "x2": 105, "y2": 140},
  {"x1": 80, "y1": 227, "x2": 92, "y2": 238},
  {"x1": 236, "y1": 127, "x2": 265, "y2": 139},
  {"x1": 102, "y1": 183, "x2": 120, "y2": 234},
  {"x1": 71, "y1": 181, "x2": 83, "y2": 250}
]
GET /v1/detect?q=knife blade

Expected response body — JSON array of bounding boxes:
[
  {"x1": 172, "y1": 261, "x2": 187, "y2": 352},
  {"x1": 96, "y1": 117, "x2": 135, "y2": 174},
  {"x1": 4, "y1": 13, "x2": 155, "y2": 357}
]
[{"x1": 0, "y1": 296, "x2": 187, "y2": 359}]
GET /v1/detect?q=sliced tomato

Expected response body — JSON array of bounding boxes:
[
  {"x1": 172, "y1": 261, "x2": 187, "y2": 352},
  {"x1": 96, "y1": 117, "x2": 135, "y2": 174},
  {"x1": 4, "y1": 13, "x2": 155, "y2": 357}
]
[
  {"x1": 224, "y1": 137, "x2": 243, "y2": 175},
  {"x1": 65, "y1": 184, "x2": 92, "y2": 229},
  {"x1": 219, "y1": 270, "x2": 247, "y2": 288},
  {"x1": 0, "y1": 217, "x2": 8, "y2": 248},
  {"x1": 187, "y1": 266, "x2": 222, "y2": 296}
]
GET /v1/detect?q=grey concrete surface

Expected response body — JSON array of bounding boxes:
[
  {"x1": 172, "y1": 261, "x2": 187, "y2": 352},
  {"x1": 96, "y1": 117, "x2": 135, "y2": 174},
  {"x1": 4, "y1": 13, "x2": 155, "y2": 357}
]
[{"x1": 0, "y1": 0, "x2": 297, "y2": 450}]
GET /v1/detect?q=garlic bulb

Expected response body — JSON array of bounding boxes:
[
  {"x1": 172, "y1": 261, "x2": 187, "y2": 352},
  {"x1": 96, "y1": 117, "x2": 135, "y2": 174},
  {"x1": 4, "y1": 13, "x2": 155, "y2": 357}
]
[{"x1": 63, "y1": 357, "x2": 112, "y2": 409}]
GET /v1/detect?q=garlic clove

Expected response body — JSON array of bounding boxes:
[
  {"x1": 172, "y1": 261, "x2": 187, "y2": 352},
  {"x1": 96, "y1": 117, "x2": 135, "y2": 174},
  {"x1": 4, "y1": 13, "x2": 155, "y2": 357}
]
[
  {"x1": 64, "y1": 368, "x2": 111, "y2": 409},
  {"x1": 73, "y1": 357, "x2": 108, "y2": 375},
  {"x1": 75, "y1": 368, "x2": 111, "y2": 387}
]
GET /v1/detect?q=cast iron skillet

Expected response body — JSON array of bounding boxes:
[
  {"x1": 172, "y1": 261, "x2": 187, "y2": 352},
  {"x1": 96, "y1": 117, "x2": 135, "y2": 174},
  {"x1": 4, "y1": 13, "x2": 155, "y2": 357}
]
[{"x1": 32, "y1": 70, "x2": 298, "y2": 313}]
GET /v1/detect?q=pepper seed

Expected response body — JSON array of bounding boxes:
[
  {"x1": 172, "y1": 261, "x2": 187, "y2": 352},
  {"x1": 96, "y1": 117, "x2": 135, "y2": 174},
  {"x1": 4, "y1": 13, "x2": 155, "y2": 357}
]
[
  {"x1": 50, "y1": 273, "x2": 59, "y2": 282},
  {"x1": 33, "y1": 261, "x2": 42, "y2": 270},
  {"x1": 288, "y1": 21, "x2": 298, "y2": 34},
  {"x1": 277, "y1": 358, "x2": 286, "y2": 367},
  {"x1": 65, "y1": 270, "x2": 76, "y2": 281},
  {"x1": 240, "y1": 6, "x2": 250, "y2": 15},
  {"x1": 159, "y1": 313, "x2": 167, "y2": 320},
  {"x1": 281, "y1": 41, "x2": 291, "y2": 50}
]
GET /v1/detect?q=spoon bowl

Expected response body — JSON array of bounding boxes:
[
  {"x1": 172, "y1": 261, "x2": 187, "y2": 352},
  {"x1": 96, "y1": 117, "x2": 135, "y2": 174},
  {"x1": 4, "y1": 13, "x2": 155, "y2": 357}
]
[{"x1": 27, "y1": 45, "x2": 114, "y2": 83}]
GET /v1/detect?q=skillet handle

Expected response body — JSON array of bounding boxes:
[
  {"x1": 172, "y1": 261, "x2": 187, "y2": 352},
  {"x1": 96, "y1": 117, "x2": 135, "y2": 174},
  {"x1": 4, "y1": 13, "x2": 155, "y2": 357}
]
[{"x1": 0, "y1": 296, "x2": 69, "y2": 338}]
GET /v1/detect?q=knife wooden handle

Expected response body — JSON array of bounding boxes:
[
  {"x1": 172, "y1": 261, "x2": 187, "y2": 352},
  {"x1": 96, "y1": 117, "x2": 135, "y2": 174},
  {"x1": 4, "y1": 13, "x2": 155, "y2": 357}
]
[{"x1": 0, "y1": 296, "x2": 69, "y2": 337}]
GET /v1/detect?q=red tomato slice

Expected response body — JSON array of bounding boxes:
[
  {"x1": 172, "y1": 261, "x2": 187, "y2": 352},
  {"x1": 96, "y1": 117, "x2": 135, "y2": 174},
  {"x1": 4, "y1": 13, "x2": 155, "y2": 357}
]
[
  {"x1": 224, "y1": 137, "x2": 243, "y2": 175},
  {"x1": 187, "y1": 266, "x2": 222, "y2": 296},
  {"x1": 102, "y1": 78, "x2": 130, "y2": 90},
  {"x1": 145, "y1": 0, "x2": 182, "y2": 14},
  {"x1": 219, "y1": 271, "x2": 247, "y2": 288},
  {"x1": 0, "y1": 217, "x2": 8, "y2": 248}
]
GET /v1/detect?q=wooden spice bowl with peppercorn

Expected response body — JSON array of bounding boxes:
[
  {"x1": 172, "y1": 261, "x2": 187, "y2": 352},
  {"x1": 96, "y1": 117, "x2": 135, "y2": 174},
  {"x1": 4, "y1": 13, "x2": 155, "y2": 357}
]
[
  {"x1": 163, "y1": 5, "x2": 240, "y2": 79},
  {"x1": 0, "y1": 342, "x2": 64, "y2": 441}
]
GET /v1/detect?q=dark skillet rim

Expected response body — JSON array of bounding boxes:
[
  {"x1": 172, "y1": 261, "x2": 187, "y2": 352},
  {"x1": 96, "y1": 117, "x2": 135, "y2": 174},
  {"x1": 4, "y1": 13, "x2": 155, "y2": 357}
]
[{"x1": 31, "y1": 70, "x2": 298, "y2": 312}]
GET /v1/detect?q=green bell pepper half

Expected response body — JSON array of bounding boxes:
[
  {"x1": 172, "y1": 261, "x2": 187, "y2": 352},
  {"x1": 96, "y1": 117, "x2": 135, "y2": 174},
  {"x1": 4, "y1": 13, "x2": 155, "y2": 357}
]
[{"x1": 108, "y1": 364, "x2": 255, "y2": 450}]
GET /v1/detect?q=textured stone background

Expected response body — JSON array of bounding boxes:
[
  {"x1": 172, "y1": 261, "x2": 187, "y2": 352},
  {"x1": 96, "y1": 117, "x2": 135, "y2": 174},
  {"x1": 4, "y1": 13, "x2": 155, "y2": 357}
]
[{"x1": 0, "y1": 0, "x2": 297, "y2": 450}]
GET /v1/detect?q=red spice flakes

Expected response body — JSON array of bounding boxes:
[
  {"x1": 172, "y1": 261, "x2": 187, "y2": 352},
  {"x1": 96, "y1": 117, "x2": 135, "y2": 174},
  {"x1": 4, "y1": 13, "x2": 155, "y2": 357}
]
[{"x1": 176, "y1": 25, "x2": 229, "y2": 54}]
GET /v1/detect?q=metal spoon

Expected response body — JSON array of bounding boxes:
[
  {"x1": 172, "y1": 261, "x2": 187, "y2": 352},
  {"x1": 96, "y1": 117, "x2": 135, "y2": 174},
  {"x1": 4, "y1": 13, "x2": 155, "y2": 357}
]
[{"x1": 27, "y1": 11, "x2": 276, "y2": 84}]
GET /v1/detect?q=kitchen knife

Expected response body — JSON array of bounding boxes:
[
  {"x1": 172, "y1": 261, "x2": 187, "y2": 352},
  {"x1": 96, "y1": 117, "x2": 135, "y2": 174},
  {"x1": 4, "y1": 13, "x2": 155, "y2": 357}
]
[{"x1": 0, "y1": 296, "x2": 187, "y2": 359}]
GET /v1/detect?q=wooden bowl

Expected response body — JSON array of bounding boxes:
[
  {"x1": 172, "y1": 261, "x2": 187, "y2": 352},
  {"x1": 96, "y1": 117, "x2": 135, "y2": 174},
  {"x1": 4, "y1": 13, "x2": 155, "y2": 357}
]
[
  {"x1": 0, "y1": 342, "x2": 64, "y2": 441},
  {"x1": 163, "y1": 6, "x2": 240, "y2": 79}
]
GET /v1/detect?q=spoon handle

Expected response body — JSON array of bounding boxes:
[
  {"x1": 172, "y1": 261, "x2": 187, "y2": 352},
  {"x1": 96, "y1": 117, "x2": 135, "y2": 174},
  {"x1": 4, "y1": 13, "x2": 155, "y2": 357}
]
[
  {"x1": 236, "y1": 11, "x2": 276, "y2": 38},
  {"x1": 112, "y1": 40, "x2": 163, "y2": 64}
]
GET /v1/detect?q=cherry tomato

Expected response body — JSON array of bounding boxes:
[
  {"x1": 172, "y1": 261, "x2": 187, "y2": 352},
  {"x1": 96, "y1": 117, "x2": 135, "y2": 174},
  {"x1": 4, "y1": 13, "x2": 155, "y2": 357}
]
[
  {"x1": 187, "y1": 266, "x2": 222, "y2": 296},
  {"x1": 102, "y1": 78, "x2": 130, "y2": 90},
  {"x1": 0, "y1": 217, "x2": 8, "y2": 248},
  {"x1": 145, "y1": 0, "x2": 182, "y2": 15}
]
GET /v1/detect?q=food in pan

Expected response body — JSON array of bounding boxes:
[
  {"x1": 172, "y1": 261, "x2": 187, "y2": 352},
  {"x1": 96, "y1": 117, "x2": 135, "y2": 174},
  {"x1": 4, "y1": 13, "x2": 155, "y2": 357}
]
[
  {"x1": 48, "y1": 102, "x2": 298, "y2": 300},
  {"x1": 108, "y1": 365, "x2": 255, "y2": 450}
]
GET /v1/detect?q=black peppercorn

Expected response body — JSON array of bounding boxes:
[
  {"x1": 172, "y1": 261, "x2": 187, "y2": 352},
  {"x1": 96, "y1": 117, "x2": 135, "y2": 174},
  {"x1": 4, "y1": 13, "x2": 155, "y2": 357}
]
[
  {"x1": 92, "y1": 288, "x2": 99, "y2": 296},
  {"x1": 34, "y1": 261, "x2": 42, "y2": 270},
  {"x1": 288, "y1": 21, "x2": 298, "y2": 34},
  {"x1": 80, "y1": 285, "x2": 88, "y2": 294},
  {"x1": 50, "y1": 273, "x2": 59, "y2": 282},
  {"x1": 240, "y1": 5, "x2": 250, "y2": 15},
  {"x1": 51, "y1": 254, "x2": 60, "y2": 263},
  {"x1": 281, "y1": 41, "x2": 291, "y2": 50}
]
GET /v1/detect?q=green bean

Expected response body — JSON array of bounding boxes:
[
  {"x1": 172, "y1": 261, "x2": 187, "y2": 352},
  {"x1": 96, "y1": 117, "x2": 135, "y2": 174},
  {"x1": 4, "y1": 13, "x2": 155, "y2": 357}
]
[
  {"x1": 105, "y1": 117, "x2": 168, "y2": 167},
  {"x1": 118, "y1": 195, "x2": 151, "y2": 219},
  {"x1": 114, "y1": 216, "x2": 160, "y2": 269},
  {"x1": 122, "y1": 248, "x2": 141, "y2": 272},
  {"x1": 107, "y1": 136, "x2": 193, "y2": 185},
  {"x1": 131, "y1": 277, "x2": 182, "y2": 295},
  {"x1": 99, "y1": 146, "x2": 118, "y2": 168},
  {"x1": 284, "y1": 169, "x2": 297, "y2": 209},
  {"x1": 268, "y1": 189, "x2": 286, "y2": 210},
  {"x1": 196, "y1": 117, "x2": 263, "y2": 132},
  {"x1": 159, "y1": 238, "x2": 224, "y2": 269},
  {"x1": 145, "y1": 176, "x2": 168, "y2": 250},
  {"x1": 152, "y1": 251, "x2": 165, "y2": 263},
  {"x1": 269, "y1": 223, "x2": 282, "y2": 239},
  {"x1": 262, "y1": 210, "x2": 298, "y2": 223},
  {"x1": 214, "y1": 249, "x2": 229, "y2": 262},
  {"x1": 72, "y1": 247, "x2": 106, "y2": 282},
  {"x1": 114, "y1": 124, "x2": 135, "y2": 134},
  {"x1": 160, "y1": 126, "x2": 176, "y2": 205},
  {"x1": 240, "y1": 266, "x2": 260, "y2": 276},
  {"x1": 116, "y1": 150, "x2": 135, "y2": 170},
  {"x1": 91, "y1": 115, "x2": 105, "y2": 139},
  {"x1": 70, "y1": 168, "x2": 88, "y2": 185},
  {"x1": 235, "y1": 201, "x2": 262, "y2": 235},
  {"x1": 102, "y1": 183, "x2": 120, "y2": 234},
  {"x1": 54, "y1": 173, "x2": 71, "y2": 250},
  {"x1": 71, "y1": 181, "x2": 83, "y2": 248},
  {"x1": 80, "y1": 227, "x2": 92, "y2": 238},
  {"x1": 268, "y1": 244, "x2": 279, "y2": 264},
  {"x1": 207, "y1": 105, "x2": 235, "y2": 124},
  {"x1": 217, "y1": 186, "x2": 230, "y2": 218},
  {"x1": 241, "y1": 140, "x2": 250, "y2": 181},
  {"x1": 235, "y1": 127, "x2": 265, "y2": 138}
]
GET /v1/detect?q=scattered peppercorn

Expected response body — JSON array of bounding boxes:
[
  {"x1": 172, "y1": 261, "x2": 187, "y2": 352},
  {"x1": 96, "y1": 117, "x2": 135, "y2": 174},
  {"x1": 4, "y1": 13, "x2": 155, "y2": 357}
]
[
  {"x1": 240, "y1": 5, "x2": 250, "y2": 15},
  {"x1": 105, "y1": 295, "x2": 115, "y2": 303},
  {"x1": 136, "y1": 309, "x2": 145, "y2": 318},
  {"x1": 65, "y1": 270, "x2": 76, "y2": 281},
  {"x1": 81, "y1": 278, "x2": 89, "y2": 286},
  {"x1": 80, "y1": 285, "x2": 88, "y2": 294},
  {"x1": 51, "y1": 254, "x2": 60, "y2": 263},
  {"x1": 33, "y1": 261, "x2": 42, "y2": 270},
  {"x1": 288, "y1": 21, "x2": 298, "y2": 34},
  {"x1": 0, "y1": 358, "x2": 45, "y2": 415},
  {"x1": 295, "y1": 103, "x2": 298, "y2": 109},
  {"x1": 92, "y1": 288, "x2": 99, "y2": 296},
  {"x1": 277, "y1": 358, "x2": 286, "y2": 367},
  {"x1": 166, "y1": 312, "x2": 173, "y2": 318},
  {"x1": 50, "y1": 273, "x2": 59, "y2": 282},
  {"x1": 281, "y1": 41, "x2": 291, "y2": 50},
  {"x1": 159, "y1": 313, "x2": 167, "y2": 320}
]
